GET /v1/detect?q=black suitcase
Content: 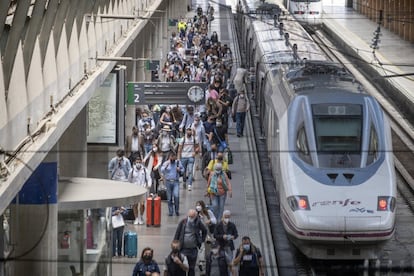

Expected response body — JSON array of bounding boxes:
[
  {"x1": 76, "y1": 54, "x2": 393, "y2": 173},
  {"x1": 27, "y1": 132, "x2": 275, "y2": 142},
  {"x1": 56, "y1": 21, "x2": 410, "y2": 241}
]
[
  {"x1": 158, "y1": 186, "x2": 167, "y2": 200},
  {"x1": 122, "y1": 208, "x2": 135, "y2": 221}
]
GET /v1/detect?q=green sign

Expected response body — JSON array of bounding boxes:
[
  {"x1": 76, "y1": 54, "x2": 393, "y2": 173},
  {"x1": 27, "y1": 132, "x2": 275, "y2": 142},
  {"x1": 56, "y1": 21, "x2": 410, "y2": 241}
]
[{"x1": 145, "y1": 60, "x2": 160, "y2": 71}]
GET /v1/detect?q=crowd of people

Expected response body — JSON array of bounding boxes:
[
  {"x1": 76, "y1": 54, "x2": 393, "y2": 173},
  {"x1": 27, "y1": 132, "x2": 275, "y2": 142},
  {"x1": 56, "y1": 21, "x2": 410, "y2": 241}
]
[{"x1": 107, "y1": 5, "x2": 264, "y2": 276}]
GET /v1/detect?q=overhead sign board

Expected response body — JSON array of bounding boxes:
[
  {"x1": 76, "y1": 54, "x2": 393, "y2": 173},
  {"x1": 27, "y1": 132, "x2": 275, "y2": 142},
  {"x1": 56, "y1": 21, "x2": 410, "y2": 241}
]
[{"x1": 127, "y1": 82, "x2": 207, "y2": 105}]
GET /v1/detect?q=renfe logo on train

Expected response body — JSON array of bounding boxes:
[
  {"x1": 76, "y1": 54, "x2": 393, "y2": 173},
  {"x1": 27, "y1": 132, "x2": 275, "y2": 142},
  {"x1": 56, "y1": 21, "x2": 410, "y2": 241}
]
[{"x1": 312, "y1": 199, "x2": 361, "y2": 207}]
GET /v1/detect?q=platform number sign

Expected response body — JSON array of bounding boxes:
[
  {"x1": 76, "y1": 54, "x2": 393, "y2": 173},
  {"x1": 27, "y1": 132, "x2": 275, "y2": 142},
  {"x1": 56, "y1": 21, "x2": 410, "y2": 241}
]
[{"x1": 127, "y1": 83, "x2": 145, "y2": 105}]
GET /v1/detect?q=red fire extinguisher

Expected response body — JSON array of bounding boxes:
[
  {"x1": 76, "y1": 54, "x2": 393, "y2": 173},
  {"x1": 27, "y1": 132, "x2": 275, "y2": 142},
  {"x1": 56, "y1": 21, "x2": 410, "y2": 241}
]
[{"x1": 61, "y1": 231, "x2": 71, "y2": 249}]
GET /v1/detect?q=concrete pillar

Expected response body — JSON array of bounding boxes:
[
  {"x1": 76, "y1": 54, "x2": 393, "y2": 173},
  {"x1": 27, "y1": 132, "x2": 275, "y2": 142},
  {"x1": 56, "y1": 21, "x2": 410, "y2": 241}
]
[
  {"x1": 139, "y1": 44, "x2": 146, "y2": 81},
  {"x1": 0, "y1": 215, "x2": 5, "y2": 276},
  {"x1": 145, "y1": 25, "x2": 153, "y2": 81},
  {"x1": 9, "y1": 159, "x2": 58, "y2": 276},
  {"x1": 59, "y1": 106, "x2": 87, "y2": 177}
]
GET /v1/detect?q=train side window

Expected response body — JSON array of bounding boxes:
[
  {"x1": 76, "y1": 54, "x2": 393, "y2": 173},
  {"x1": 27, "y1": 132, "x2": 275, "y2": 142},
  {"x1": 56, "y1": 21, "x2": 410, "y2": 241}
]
[
  {"x1": 296, "y1": 126, "x2": 312, "y2": 164},
  {"x1": 367, "y1": 126, "x2": 378, "y2": 164}
]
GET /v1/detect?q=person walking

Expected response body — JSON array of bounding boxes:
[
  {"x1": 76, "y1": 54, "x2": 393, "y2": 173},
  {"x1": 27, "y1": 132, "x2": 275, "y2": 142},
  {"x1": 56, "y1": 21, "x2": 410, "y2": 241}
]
[
  {"x1": 163, "y1": 240, "x2": 189, "y2": 276},
  {"x1": 125, "y1": 126, "x2": 142, "y2": 164},
  {"x1": 177, "y1": 127, "x2": 199, "y2": 191},
  {"x1": 179, "y1": 105, "x2": 196, "y2": 133},
  {"x1": 174, "y1": 209, "x2": 208, "y2": 276},
  {"x1": 207, "y1": 163, "x2": 232, "y2": 220},
  {"x1": 205, "y1": 151, "x2": 230, "y2": 180},
  {"x1": 143, "y1": 142, "x2": 162, "y2": 194},
  {"x1": 157, "y1": 125, "x2": 177, "y2": 163},
  {"x1": 205, "y1": 241, "x2": 233, "y2": 276},
  {"x1": 141, "y1": 123, "x2": 157, "y2": 156},
  {"x1": 128, "y1": 156, "x2": 152, "y2": 225},
  {"x1": 108, "y1": 149, "x2": 131, "y2": 181},
  {"x1": 195, "y1": 200, "x2": 217, "y2": 272},
  {"x1": 111, "y1": 206, "x2": 126, "y2": 257},
  {"x1": 231, "y1": 90, "x2": 250, "y2": 137},
  {"x1": 132, "y1": 247, "x2": 161, "y2": 276},
  {"x1": 161, "y1": 151, "x2": 184, "y2": 216},
  {"x1": 214, "y1": 210, "x2": 239, "y2": 260},
  {"x1": 233, "y1": 236, "x2": 265, "y2": 276},
  {"x1": 191, "y1": 113, "x2": 206, "y2": 170}
]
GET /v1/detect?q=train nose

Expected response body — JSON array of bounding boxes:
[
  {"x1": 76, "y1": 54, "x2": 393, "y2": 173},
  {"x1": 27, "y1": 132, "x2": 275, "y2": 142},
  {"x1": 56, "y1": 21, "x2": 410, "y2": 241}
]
[{"x1": 306, "y1": 216, "x2": 382, "y2": 235}]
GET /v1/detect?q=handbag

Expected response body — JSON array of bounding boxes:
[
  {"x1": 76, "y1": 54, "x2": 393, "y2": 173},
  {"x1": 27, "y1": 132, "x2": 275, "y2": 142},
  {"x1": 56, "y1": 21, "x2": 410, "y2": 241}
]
[
  {"x1": 226, "y1": 148, "x2": 233, "y2": 164},
  {"x1": 111, "y1": 214, "x2": 125, "y2": 228},
  {"x1": 158, "y1": 183, "x2": 167, "y2": 200},
  {"x1": 226, "y1": 170, "x2": 232, "y2": 179}
]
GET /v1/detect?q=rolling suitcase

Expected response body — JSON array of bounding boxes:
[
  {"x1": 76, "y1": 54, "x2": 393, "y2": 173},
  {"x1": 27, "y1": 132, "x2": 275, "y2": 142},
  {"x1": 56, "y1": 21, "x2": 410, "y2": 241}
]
[
  {"x1": 146, "y1": 195, "x2": 161, "y2": 227},
  {"x1": 123, "y1": 231, "x2": 138, "y2": 258}
]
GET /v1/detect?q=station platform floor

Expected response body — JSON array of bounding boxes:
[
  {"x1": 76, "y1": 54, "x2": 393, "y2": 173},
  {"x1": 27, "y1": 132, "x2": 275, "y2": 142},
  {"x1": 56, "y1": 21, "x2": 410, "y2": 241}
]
[
  {"x1": 321, "y1": 4, "x2": 414, "y2": 108},
  {"x1": 112, "y1": 1, "x2": 276, "y2": 275},
  {"x1": 111, "y1": 122, "x2": 275, "y2": 275}
]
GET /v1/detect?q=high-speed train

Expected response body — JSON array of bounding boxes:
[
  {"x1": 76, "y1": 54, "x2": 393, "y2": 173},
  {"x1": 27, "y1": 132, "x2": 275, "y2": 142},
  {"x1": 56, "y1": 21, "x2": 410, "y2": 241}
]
[
  {"x1": 237, "y1": 1, "x2": 396, "y2": 260},
  {"x1": 288, "y1": 0, "x2": 322, "y2": 25}
]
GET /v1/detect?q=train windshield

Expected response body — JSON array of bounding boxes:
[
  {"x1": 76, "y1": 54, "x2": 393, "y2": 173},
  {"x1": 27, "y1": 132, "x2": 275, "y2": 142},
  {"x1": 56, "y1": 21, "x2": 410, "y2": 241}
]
[{"x1": 312, "y1": 104, "x2": 362, "y2": 154}]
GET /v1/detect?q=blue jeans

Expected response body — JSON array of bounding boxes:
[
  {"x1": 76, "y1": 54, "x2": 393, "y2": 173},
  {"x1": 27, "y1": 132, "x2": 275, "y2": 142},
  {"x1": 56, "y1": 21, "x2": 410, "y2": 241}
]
[
  {"x1": 180, "y1": 157, "x2": 195, "y2": 186},
  {"x1": 166, "y1": 180, "x2": 180, "y2": 215},
  {"x1": 211, "y1": 193, "x2": 227, "y2": 221},
  {"x1": 144, "y1": 143, "x2": 152, "y2": 156},
  {"x1": 112, "y1": 226, "x2": 124, "y2": 256},
  {"x1": 236, "y1": 112, "x2": 247, "y2": 136}
]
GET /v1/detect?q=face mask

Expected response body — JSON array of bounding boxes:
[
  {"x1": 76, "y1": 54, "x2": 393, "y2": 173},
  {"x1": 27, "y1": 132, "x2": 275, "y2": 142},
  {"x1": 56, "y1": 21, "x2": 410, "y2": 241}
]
[
  {"x1": 196, "y1": 205, "x2": 202, "y2": 212},
  {"x1": 216, "y1": 122, "x2": 222, "y2": 127},
  {"x1": 143, "y1": 255, "x2": 152, "y2": 261},
  {"x1": 223, "y1": 218, "x2": 229, "y2": 224},
  {"x1": 240, "y1": 94, "x2": 245, "y2": 98},
  {"x1": 166, "y1": 108, "x2": 171, "y2": 112},
  {"x1": 172, "y1": 248, "x2": 180, "y2": 254},
  {"x1": 135, "y1": 163, "x2": 142, "y2": 169},
  {"x1": 153, "y1": 147, "x2": 158, "y2": 152},
  {"x1": 211, "y1": 249, "x2": 219, "y2": 254},
  {"x1": 243, "y1": 244, "x2": 250, "y2": 251}
]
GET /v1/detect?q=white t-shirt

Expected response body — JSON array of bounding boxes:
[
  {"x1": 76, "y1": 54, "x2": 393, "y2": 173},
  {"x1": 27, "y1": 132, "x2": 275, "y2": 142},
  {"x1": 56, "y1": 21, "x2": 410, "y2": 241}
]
[{"x1": 180, "y1": 135, "x2": 198, "y2": 158}]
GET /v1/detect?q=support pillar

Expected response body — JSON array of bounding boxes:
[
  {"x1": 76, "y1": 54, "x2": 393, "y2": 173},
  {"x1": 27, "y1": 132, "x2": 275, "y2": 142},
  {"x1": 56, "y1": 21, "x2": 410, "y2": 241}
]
[
  {"x1": 59, "y1": 106, "x2": 87, "y2": 177},
  {"x1": 9, "y1": 160, "x2": 58, "y2": 276}
]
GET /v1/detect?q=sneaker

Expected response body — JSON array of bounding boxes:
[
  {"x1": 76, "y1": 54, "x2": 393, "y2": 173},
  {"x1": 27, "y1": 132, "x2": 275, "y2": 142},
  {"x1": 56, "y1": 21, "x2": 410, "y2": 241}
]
[
  {"x1": 133, "y1": 218, "x2": 139, "y2": 225},
  {"x1": 138, "y1": 216, "x2": 144, "y2": 225},
  {"x1": 188, "y1": 185, "x2": 192, "y2": 191}
]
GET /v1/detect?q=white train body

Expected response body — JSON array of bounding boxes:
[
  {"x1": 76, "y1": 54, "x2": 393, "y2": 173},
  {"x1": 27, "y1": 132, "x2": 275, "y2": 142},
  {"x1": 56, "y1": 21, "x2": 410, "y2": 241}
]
[
  {"x1": 288, "y1": 0, "x2": 322, "y2": 25},
  {"x1": 238, "y1": 1, "x2": 396, "y2": 260}
]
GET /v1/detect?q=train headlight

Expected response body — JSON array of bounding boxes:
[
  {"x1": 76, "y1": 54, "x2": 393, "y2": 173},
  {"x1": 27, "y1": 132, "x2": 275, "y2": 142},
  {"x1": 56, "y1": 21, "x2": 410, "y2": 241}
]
[
  {"x1": 287, "y1": 195, "x2": 311, "y2": 211},
  {"x1": 377, "y1": 196, "x2": 396, "y2": 212}
]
